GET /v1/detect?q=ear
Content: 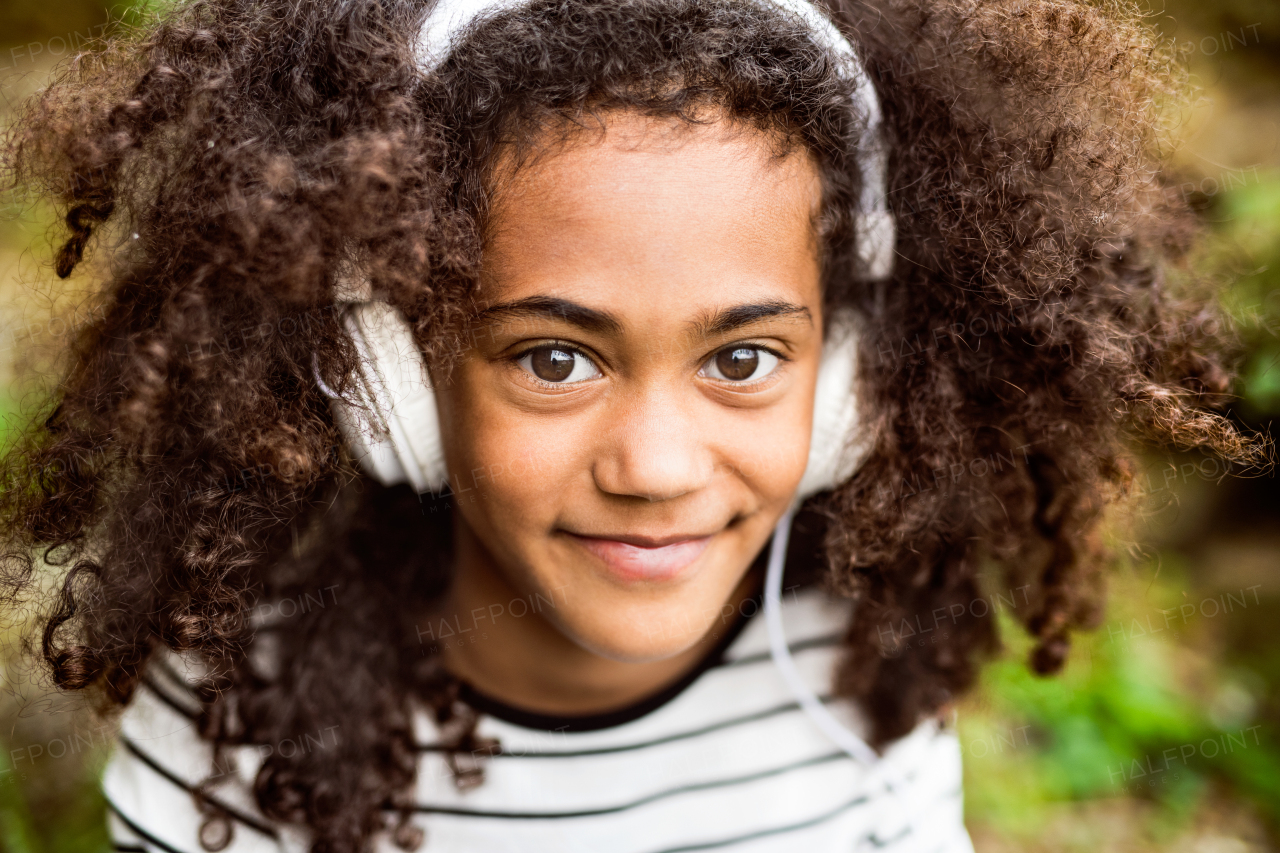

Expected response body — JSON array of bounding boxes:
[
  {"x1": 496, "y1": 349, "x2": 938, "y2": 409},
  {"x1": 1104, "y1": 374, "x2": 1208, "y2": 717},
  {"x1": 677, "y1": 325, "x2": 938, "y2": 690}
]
[
  {"x1": 321, "y1": 302, "x2": 450, "y2": 494},
  {"x1": 794, "y1": 308, "x2": 867, "y2": 503}
]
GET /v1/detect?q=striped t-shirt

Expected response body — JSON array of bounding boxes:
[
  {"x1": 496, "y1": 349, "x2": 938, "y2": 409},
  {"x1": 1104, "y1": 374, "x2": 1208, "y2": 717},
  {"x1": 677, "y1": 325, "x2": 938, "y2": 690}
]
[{"x1": 103, "y1": 587, "x2": 975, "y2": 853}]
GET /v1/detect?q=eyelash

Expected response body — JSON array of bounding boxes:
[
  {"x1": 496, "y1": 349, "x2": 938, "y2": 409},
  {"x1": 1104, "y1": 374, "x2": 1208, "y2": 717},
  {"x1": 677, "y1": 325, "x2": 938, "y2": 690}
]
[
  {"x1": 701, "y1": 343, "x2": 789, "y2": 386},
  {"x1": 508, "y1": 340, "x2": 791, "y2": 387},
  {"x1": 509, "y1": 340, "x2": 600, "y2": 389}
]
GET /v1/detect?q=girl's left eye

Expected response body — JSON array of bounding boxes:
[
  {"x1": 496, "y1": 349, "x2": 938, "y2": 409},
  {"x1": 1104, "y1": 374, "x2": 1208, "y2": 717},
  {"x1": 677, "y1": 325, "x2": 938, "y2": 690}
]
[
  {"x1": 700, "y1": 346, "x2": 781, "y2": 383},
  {"x1": 514, "y1": 345, "x2": 602, "y2": 384}
]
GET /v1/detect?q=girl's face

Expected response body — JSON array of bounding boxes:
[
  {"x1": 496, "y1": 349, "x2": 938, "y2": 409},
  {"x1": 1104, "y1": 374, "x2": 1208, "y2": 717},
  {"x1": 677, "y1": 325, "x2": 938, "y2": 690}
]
[{"x1": 434, "y1": 112, "x2": 824, "y2": 664}]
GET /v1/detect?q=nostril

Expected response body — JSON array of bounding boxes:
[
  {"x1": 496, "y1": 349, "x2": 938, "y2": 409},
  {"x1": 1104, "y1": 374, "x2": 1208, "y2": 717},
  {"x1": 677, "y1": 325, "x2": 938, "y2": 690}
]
[{"x1": 591, "y1": 436, "x2": 716, "y2": 502}]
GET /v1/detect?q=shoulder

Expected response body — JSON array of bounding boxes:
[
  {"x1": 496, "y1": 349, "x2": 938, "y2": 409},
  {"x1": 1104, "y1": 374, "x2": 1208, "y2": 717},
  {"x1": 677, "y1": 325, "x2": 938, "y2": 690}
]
[
  {"x1": 102, "y1": 648, "x2": 306, "y2": 853},
  {"x1": 723, "y1": 585, "x2": 974, "y2": 850},
  {"x1": 726, "y1": 584, "x2": 968, "y2": 746}
]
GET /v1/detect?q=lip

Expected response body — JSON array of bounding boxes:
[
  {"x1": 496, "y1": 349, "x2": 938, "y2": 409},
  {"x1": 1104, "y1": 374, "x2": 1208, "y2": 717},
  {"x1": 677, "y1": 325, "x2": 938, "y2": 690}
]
[{"x1": 565, "y1": 531, "x2": 714, "y2": 583}]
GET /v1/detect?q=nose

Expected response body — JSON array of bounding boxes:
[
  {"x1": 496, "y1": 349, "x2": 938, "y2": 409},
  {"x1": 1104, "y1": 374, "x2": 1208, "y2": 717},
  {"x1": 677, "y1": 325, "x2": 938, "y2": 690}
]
[{"x1": 591, "y1": 386, "x2": 716, "y2": 502}]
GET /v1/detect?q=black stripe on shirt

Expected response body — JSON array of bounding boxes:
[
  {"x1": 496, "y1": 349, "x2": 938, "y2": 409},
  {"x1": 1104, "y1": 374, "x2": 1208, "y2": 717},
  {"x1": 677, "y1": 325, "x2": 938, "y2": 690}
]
[
  {"x1": 456, "y1": 591, "x2": 762, "y2": 734},
  {"x1": 140, "y1": 675, "x2": 201, "y2": 720},
  {"x1": 418, "y1": 694, "x2": 838, "y2": 759},
  {"x1": 857, "y1": 785, "x2": 965, "y2": 850},
  {"x1": 638, "y1": 768, "x2": 937, "y2": 853},
  {"x1": 716, "y1": 632, "x2": 841, "y2": 668},
  {"x1": 113, "y1": 845, "x2": 148, "y2": 853},
  {"x1": 151, "y1": 636, "x2": 846, "y2": 754},
  {"x1": 137, "y1": 674, "x2": 951, "y2": 789},
  {"x1": 119, "y1": 736, "x2": 279, "y2": 840},
  {"x1": 417, "y1": 636, "x2": 848, "y2": 757},
  {"x1": 146, "y1": 675, "x2": 843, "y2": 765},
  {"x1": 106, "y1": 798, "x2": 192, "y2": 853},
  {"x1": 642, "y1": 789, "x2": 876, "y2": 853},
  {"x1": 152, "y1": 657, "x2": 203, "y2": 700},
  {"x1": 863, "y1": 825, "x2": 913, "y2": 848},
  {"x1": 412, "y1": 749, "x2": 856, "y2": 819}
]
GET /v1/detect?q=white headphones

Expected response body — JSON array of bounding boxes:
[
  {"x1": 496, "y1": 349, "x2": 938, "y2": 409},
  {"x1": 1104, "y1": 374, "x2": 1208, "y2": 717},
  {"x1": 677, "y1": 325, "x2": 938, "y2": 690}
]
[
  {"x1": 326, "y1": 0, "x2": 893, "y2": 501},
  {"x1": 318, "y1": 0, "x2": 900, "y2": 778},
  {"x1": 325, "y1": 298, "x2": 871, "y2": 500}
]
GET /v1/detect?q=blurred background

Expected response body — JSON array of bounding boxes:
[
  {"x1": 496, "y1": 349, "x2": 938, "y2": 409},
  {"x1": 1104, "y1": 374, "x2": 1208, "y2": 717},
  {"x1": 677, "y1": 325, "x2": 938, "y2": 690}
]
[{"x1": 0, "y1": 0, "x2": 1277, "y2": 851}]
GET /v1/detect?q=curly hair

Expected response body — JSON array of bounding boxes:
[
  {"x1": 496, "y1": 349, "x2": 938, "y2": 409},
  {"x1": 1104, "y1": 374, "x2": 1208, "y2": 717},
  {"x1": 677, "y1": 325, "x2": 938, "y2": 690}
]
[{"x1": 0, "y1": 0, "x2": 1268, "y2": 850}]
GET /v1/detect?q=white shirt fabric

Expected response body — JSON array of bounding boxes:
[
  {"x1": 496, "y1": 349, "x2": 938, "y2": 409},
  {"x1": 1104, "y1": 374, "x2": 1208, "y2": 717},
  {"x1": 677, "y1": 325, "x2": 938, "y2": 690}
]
[{"x1": 103, "y1": 587, "x2": 976, "y2": 853}]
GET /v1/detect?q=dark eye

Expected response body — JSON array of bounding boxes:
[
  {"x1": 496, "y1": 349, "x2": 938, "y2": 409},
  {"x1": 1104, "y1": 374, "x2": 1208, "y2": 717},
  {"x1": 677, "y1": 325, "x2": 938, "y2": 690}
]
[
  {"x1": 701, "y1": 346, "x2": 781, "y2": 382},
  {"x1": 515, "y1": 346, "x2": 601, "y2": 384}
]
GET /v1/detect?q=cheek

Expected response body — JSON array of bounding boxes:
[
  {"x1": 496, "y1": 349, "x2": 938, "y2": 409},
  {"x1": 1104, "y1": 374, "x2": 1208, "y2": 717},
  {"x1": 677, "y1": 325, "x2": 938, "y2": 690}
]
[
  {"x1": 717, "y1": 385, "x2": 815, "y2": 506},
  {"x1": 437, "y1": 369, "x2": 584, "y2": 530}
]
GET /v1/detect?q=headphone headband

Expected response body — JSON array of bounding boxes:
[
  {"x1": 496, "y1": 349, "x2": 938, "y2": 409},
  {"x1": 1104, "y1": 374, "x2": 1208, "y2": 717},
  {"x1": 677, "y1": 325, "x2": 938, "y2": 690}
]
[{"x1": 413, "y1": 0, "x2": 895, "y2": 281}]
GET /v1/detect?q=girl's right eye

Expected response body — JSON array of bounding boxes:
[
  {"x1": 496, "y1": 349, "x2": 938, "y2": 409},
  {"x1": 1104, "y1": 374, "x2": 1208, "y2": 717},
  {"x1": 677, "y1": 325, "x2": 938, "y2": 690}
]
[{"x1": 514, "y1": 345, "x2": 602, "y2": 385}]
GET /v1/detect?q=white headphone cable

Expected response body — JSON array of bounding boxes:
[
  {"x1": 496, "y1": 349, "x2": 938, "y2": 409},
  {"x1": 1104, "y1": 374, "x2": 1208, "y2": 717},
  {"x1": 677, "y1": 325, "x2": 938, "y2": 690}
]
[{"x1": 764, "y1": 506, "x2": 908, "y2": 793}]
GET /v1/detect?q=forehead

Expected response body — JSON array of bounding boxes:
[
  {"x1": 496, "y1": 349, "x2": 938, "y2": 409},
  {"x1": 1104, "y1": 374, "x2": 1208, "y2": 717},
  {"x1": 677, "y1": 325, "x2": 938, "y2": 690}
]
[{"x1": 480, "y1": 112, "x2": 824, "y2": 323}]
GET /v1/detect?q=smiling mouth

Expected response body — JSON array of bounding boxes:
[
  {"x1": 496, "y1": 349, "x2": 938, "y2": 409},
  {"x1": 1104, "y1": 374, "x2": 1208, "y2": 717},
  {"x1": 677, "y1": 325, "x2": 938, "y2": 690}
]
[{"x1": 565, "y1": 532, "x2": 714, "y2": 583}]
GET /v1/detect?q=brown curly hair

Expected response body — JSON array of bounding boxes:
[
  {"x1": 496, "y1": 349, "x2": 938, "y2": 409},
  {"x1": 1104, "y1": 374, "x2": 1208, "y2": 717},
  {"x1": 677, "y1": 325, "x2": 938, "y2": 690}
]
[{"x1": 0, "y1": 0, "x2": 1269, "y2": 850}]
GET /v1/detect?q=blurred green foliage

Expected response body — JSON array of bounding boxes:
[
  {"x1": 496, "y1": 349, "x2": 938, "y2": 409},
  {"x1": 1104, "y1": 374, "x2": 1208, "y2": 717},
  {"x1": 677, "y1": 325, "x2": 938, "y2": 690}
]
[
  {"x1": 0, "y1": 740, "x2": 110, "y2": 853},
  {"x1": 0, "y1": 0, "x2": 113, "y2": 53},
  {"x1": 1220, "y1": 174, "x2": 1280, "y2": 418},
  {"x1": 0, "y1": 747, "x2": 42, "y2": 853},
  {"x1": 961, "y1": 562, "x2": 1280, "y2": 843}
]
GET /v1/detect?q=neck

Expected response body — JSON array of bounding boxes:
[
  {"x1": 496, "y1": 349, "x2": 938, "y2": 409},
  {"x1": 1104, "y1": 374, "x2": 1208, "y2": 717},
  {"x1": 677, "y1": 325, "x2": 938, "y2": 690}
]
[{"x1": 434, "y1": 514, "x2": 761, "y2": 717}]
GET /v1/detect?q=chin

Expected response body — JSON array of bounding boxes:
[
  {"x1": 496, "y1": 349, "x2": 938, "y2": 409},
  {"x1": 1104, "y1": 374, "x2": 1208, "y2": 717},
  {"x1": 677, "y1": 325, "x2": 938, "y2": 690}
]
[{"x1": 553, "y1": 593, "x2": 731, "y2": 664}]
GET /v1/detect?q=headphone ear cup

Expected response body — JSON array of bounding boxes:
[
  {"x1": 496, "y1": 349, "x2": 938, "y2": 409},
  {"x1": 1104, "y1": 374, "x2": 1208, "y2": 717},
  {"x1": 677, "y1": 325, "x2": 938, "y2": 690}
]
[
  {"x1": 795, "y1": 309, "x2": 867, "y2": 503},
  {"x1": 329, "y1": 302, "x2": 449, "y2": 494},
  {"x1": 327, "y1": 302, "x2": 863, "y2": 501},
  {"x1": 854, "y1": 210, "x2": 896, "y2": 282}
]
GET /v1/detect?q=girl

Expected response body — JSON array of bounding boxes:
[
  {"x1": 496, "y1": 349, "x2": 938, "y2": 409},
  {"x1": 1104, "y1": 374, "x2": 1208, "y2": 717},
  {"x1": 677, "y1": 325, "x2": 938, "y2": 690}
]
[{"x1": 0, "y1": 0, "x2": 1264, "y2": 850}]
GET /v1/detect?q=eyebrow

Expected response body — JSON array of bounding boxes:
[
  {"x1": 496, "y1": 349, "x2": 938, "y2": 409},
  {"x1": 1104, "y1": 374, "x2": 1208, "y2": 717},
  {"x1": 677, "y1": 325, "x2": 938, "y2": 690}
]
[
  {"x1": 476, "y1": 296, "x2": 812, "y2": 339},
  {"x1": 477, "y1": 296, "x2": 623, "y2": 336},
  {"x1": 693, "y1": 300, "x2": 813, "y2": 338}
]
